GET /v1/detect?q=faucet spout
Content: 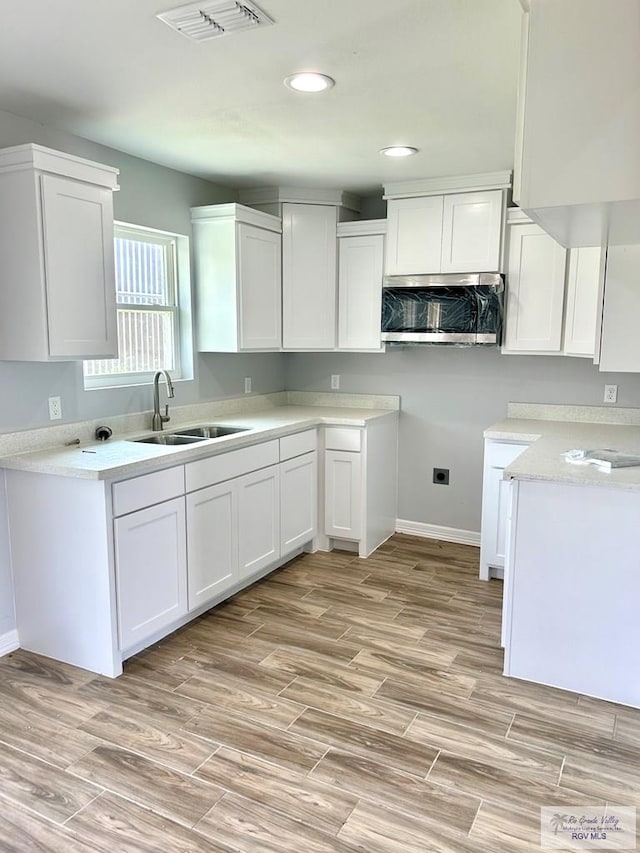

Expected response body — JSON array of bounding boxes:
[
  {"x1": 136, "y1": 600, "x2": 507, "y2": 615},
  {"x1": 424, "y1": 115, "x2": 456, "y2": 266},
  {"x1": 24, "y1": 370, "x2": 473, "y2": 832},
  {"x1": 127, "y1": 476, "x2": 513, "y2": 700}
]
[{"x1": 152, "y1": 370, "x2": 174, "y2": 431}]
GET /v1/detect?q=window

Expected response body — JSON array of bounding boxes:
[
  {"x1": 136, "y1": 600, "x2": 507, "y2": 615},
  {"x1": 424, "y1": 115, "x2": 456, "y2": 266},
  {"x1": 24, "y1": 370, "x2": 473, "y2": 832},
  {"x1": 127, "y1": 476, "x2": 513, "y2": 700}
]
[{"x1": 84, "y1": 223, "x2": 192, "y2": 388}]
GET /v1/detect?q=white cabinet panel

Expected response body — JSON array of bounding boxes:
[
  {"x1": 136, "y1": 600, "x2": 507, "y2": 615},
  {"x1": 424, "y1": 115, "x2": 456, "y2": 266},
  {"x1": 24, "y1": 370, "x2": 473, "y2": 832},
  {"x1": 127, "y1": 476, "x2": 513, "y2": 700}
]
[
  {"x1": 238, "y1": 224, "x2": 281, "y2": 350},
  {"x1": 282, "y1": 203, "x2": 338, "y2": 350},
  {"x1": 441, "y1": 190, "x2": 502, "y2": 273},
  {"x1": 338, "y1": 233, "x2": 384, "y2": 350},
  {"x1": 503, "y1": 222, "x2": 567, "y2": 353},
  {"x1": 114, "y1": 497, "x2": 188, "y2": 651},
  {"x1": 186, "y1": 481, "x2": 237, "y2": 611},
  {"x1": 0, "y1": 144, "x2": 119, "y2": 362},
  {"x1": 479, "y1": 440, "x2": 530, "y2": 580},
  {"x1": 385, "y1": 196, "x2": 443, "y2": 275},
  {"x1": 599, "y1": 244, "x2": 640, "y2": 372},
  {"x1": 192, "y1": 204, "x2": 281, "y2": 353},
  {"x1": 238, "y1": 465, "x2": 280, "y2": 580},
  {"x1": 563, "y1": 246, "x2": 602, "y2": 357},
  {"x1": 280, "y1": 451, "x2": 317, "y2": 556},
  {"x1": 324, "y1": 450, "x2": 361, "y2": 540}
]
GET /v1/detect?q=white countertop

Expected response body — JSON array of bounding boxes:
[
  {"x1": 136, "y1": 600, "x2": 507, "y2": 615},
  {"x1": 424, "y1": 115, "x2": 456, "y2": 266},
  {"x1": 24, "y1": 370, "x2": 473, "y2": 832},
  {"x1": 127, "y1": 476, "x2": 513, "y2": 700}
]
[
  {"x1": 485, "y1": 413, "x2": 640, "y2": 491},
  {"x1": 0, "y1": 404, "x2": 396, "y2": 481}
]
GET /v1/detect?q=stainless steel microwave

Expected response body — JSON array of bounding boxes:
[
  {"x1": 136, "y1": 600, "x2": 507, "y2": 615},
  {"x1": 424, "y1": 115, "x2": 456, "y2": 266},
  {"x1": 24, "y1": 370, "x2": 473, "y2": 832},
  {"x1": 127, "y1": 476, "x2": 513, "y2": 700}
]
[{"x1": 381, "y1": 273, "x2": 504, "y2": 345}]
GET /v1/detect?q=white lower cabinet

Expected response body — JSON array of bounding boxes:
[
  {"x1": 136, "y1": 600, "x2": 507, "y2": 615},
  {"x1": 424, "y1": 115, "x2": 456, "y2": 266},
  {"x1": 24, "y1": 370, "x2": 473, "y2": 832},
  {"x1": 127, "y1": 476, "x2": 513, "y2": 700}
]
[
  {"x1": 280, "y1": 451, "x2": 318, "y2": 556},
  {"x1": 324, "y1": 449, "x2": 362, "y2": 540},
  {"x1": 186, "y1": 480, "x2": 237, "y2": 611},
  {"x1": 238, "y1": 465, "x2": 280, "y2": 580},
  {"x1": 479, "y1": 440, "x2": 530, "y2": 580},
  {"x1": 114, "y1": 497, "x2": 188, "y2": 651}
]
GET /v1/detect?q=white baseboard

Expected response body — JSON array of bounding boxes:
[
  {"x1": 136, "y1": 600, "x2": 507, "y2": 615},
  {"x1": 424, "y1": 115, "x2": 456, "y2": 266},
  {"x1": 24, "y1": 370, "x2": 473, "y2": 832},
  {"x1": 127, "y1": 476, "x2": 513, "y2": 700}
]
[
  {"x1": 395, "y1": 519, "x2": 480, "y2": 548},
  {"x1": 0, "y1": 629, "x2": 19, "y2": 657}
]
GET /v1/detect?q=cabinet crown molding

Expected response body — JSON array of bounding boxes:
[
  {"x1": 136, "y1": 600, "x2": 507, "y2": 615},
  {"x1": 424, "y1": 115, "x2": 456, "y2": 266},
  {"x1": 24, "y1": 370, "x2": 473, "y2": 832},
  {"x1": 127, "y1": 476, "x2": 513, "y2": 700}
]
[
  {"x1": 191, "y1": 202, "x2": 282, "y2": 233},
  {"x1": 239, "y1": 185, "x2": 361, "y2": 212},
  {"x1": 0, "y1": 143, "x2": 120, "y2": 190},
  {"x1": 383, "y1": 171, "x2": 512, "y2": 200},
  {"x1": 507, "y1": 207, "x2": 534, "y2": 225}
]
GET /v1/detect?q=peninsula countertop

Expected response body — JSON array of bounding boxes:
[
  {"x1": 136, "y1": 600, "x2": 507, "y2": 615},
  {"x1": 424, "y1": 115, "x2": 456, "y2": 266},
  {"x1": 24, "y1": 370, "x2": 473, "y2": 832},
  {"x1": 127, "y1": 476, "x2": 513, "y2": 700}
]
[
  {"x1": 484, "y1": 403, "x2": 640, "y2": 491},
  {"x1": 0, "y1": 400, "x2": 398, "y2": 481}
]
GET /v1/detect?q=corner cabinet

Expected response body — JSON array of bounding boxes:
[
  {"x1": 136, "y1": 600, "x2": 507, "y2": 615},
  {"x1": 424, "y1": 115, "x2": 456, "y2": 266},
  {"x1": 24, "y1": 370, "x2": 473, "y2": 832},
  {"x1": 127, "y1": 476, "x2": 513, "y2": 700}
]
[
  {"x1": 383, "y1": 174, "x2": 510, "y2": 276},
  {"x1": 337, "y1": 220, "x2": 385, "y2": 351},
  {"x1": 191, "y1": 203, "x2": 282, "y2": 352},
  {"x1": 0, "y1": 143, "x2": 119, "y2": 361},
  {"x1": 502, "y1": 209, "x2": 603, "y2": 358}
]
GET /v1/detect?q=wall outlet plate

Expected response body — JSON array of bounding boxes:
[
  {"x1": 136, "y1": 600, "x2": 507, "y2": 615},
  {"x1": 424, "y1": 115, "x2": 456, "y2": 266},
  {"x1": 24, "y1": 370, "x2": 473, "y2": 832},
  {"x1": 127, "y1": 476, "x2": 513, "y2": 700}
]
[
  {"x1": 244, "y1": 377, "x2": 252, "y2": 394},
  {"x1": 433, "y1": 467, "x2": 450, "y2": 485},
  {"x1": 48, "y1": 396, "x2": 62, "y2": 420},
  {"x1": 331, "y1": 374, "x2": 340, "y2": 390},
  {"x1": 604, "y1": 384, "x2": 618, "y2": 403}
]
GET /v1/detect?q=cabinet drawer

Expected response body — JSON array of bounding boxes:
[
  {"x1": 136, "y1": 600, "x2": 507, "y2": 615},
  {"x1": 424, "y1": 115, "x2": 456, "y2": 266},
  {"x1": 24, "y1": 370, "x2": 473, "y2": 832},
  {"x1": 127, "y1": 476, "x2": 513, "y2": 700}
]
[
  {"x1": 279, "y1": 429, "x2": 317, "y2": 461},
  {"x1": 486, "y1": 441, "x2": 530, "y2": 470},
  {"x1": 112, "y1": 465, "x2": 185, "y2": 517},
  {"x1": 324, "y1": 427, "x2": 362, "y2": 452},
  {"x1": 186, "y1": 440, "x2": 279, "y2": 492}
]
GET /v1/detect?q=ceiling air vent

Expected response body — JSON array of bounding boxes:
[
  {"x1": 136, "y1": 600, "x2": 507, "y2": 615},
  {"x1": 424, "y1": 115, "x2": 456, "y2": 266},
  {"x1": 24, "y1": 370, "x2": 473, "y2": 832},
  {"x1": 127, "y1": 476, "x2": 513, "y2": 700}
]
[{"x1": 157, "y1": 0, "x2": 274, "y2": 41}]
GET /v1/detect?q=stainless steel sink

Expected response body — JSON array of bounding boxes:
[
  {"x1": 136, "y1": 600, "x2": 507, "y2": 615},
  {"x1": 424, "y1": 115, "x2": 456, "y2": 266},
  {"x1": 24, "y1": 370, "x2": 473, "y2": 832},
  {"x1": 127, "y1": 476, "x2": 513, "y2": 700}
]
[
  {"x1": 133, "y1": 434, "x2": 206, "y2": 445},
  {"x1": 173, "y1": 425, "x2": 249, "y2": 438}
]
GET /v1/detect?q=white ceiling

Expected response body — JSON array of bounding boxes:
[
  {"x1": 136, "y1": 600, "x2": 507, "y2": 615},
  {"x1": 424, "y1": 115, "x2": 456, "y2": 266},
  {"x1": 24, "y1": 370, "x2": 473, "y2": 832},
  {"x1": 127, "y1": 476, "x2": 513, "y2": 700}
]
[{"x1": 0, "y1": 0, "x2": 522, "y2": 194}]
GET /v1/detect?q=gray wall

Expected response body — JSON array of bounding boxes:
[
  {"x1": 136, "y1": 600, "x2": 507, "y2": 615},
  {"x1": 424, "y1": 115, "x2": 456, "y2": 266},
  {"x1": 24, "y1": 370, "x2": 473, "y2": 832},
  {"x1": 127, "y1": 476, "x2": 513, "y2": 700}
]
[
  {"x1": 0, "y1": 109, "x2": 286, "y2": 635},
  {"x1": 286, "y1": 348, "x2": 640, "y2": 532}
]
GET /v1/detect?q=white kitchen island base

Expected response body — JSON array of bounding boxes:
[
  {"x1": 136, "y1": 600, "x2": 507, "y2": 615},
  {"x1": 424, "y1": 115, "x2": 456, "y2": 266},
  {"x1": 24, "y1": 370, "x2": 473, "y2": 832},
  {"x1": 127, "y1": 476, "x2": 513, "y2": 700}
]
[{"x1": 504, "y1": 478, "x2": 640, "y2": 708}]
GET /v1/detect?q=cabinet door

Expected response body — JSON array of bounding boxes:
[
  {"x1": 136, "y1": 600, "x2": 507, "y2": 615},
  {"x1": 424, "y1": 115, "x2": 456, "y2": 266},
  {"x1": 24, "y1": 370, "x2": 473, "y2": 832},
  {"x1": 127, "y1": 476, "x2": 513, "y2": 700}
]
[
  {"x1": 599, "y1": 244, "x2": 640, "y2": 373},
  {"x1": 186, "y1": 481, "x2": 238, "y2": 611},
  {"x1": 503, "y1": 222, "x2": 567, "y2": 353},
  {"x1": 563, "y1": 247, "x2": 602, "y2": 357},
  {"x1": 441, "y1": 191, "x2": 502, "y2": 273},
  {"x1": 479, "y1": 441, "x2": 530, "y2": 580},
  {"x1": 114, "y1": 497, "x2": 187, "y2": 651},
  {"x1": 282, "y1": 203, "x2": 337, "y2": 350},
  {"x1": 338, "y1": 234, "x2": 384, "y2": 350},
  {"x1": 324, "y1": 450, "x2": 361, "y2": 540},
  {"x1": 280, "y1": 451, "x2": 318, "y2": 556},
  {"x1": 40, "y1": 174, "x2": 117, "y2": 358},
  {"x1": 238, "y1": 223, "x2": 282, "y2": 350},
  {"x1": 385, "y1": 196, "x2": 443, "y2": 275},
  {"x1": 237, "y1": 465, "x2": 280, "y2": 580}
]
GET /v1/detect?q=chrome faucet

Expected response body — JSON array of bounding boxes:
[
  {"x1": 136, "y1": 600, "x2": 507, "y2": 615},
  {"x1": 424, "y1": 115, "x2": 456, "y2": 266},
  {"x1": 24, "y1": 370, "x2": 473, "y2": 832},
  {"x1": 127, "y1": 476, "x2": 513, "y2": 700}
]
[{"x1": 151, "y1": 370, "x2": 175, "y2": 431}]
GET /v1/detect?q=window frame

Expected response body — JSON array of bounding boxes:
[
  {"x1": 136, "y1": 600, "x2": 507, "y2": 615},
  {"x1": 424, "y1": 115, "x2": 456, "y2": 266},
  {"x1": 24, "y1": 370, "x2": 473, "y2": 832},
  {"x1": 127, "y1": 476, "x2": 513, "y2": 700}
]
[{"x1": 83, "y1": 221, "x2": 193, "y2": 390}]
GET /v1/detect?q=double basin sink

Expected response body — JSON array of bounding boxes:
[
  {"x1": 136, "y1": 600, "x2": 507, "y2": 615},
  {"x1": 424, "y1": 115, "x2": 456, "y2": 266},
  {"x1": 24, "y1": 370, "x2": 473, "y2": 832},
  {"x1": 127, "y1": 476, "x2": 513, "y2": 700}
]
[{"x1": 132, "y1": 425, "x2": 249, "y2": 446}]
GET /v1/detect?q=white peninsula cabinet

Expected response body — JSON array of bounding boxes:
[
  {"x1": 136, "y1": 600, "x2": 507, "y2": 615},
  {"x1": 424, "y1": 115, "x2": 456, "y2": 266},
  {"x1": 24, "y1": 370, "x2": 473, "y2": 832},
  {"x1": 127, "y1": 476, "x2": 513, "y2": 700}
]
[
  {"x1": 191, "y1": 203, "x2": 282, "y2": 352},
  {"x1": 479, "y1": 439, "x2": 531, "y2": 580},
  {"x1": 0, "y1": 143, "x2": 119, "y2": 361},
  {"x1": 502, "y1": 209, "x2": 603, "y2": 357},
  {"x1": 383, "y1": 173, "x2": 511, "y2": 276}
]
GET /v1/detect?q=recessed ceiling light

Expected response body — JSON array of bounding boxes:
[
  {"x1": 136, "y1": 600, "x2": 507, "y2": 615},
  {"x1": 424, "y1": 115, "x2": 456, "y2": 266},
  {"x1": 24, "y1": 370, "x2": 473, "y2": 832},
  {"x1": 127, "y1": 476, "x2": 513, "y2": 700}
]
[
  {"x1": 380, "y1": 146, "x2": 419, "y2": 158},
  {"x1": 284, "y1": 72, "x2": 335, "y2": 93}
]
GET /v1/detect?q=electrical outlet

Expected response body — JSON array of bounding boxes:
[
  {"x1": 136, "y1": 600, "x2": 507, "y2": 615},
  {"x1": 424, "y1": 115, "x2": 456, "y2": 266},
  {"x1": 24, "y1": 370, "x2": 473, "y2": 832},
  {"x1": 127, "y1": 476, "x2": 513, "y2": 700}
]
[
  {"x1": 244, "y1": 377, "x2": 252, "y2": 394},
  {"x1": 48, "y1": 396, "x2": 62, "y2": 420},
  {"x1": 433, "y1": 467, "x2": 450, "y2": 485},
  {"x1": 604, "y1": 384, "x2": 618, "y2": 404},
  {"x1": 331, "y1": 374, "x2": 340, "y2": 390}
]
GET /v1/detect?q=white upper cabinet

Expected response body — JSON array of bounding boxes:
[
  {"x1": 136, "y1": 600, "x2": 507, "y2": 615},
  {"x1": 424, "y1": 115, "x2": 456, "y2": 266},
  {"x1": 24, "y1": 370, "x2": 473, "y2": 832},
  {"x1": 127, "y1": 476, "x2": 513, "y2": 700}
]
[
  {"x1": 503, "y1": 219, "x2": 567, "y2": 353},
  {"x1": 385, "y1": 195, "x2": 443, "y2": 275},
  {"x1": 383, "y1": 174, "x2": 510, "y2": 276},
  {"x1": 503, "y1": 211, "x2": 603, "y2": 357},
  {"x1": 0, "y1": 143, "x2": 119, "y2": 361},
  {"x1": 337, "y1": 220, "x2": 385, "y2": 351},
  {"x1": 599, "y1": 244, "x2": 640, "y2": 373},
  {"x1": 191, "y1": 204, "x2": 282, "y2": 352},
  {"x1": 563, "y1": 247, "x2": 603, "y2": 357},
  {"x1": 441, "y1": 191, "x2": 503, "y2": 273},
  {"x1": 514, "y1": 1, "x2": 640, "y2": 247},
  {"x1": 282, "y1": 202, "x2": 338, "y2": 350}
]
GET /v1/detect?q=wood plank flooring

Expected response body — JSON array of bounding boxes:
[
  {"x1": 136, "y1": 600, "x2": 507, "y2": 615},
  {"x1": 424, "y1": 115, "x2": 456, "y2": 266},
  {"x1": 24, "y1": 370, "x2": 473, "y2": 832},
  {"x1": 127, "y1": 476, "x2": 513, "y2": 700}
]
[{"x1": 0, "y1": 533, "x2": 638, "y2": 851}]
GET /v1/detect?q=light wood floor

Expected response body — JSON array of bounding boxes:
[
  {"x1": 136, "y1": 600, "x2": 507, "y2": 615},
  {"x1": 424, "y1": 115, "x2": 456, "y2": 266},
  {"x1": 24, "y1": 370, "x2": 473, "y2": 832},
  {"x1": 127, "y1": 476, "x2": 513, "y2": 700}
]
[{"x1": 0, "y1": 534, "x2": 638, "y2": 852}]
